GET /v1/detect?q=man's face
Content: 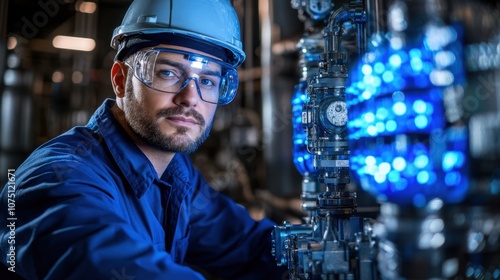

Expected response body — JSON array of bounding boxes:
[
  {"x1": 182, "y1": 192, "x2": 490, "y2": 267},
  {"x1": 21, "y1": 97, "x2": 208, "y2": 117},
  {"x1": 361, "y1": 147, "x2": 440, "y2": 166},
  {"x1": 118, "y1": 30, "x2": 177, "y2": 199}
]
[{"x1": 120, "y1": 45, "x2": 218, "y2": 154}]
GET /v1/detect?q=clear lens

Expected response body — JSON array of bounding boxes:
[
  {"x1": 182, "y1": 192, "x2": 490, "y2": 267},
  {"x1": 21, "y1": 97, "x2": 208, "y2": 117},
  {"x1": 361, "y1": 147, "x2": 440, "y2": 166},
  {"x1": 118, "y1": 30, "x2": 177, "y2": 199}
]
[{"x1": 129, "y1": 48, "x2": 238, "y2": 105}]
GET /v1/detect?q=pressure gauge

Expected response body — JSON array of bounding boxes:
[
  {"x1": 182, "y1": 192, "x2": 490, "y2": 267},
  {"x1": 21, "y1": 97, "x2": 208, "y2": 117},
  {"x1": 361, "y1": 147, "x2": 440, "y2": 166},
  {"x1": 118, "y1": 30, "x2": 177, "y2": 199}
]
[
  {"x1": 306, "y1": 0, "x2": 332, "y2": 21},
  {"x1": 326, "y1": 100, "x2": 347, "y2": 127}
]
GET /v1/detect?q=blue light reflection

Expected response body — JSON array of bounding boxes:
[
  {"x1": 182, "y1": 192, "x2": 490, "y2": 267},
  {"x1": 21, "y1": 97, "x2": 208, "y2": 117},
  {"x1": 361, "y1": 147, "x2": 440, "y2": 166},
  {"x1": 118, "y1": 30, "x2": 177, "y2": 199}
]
[{"x1": 292, "y1": 81, "x2": 317, "y2": 175}]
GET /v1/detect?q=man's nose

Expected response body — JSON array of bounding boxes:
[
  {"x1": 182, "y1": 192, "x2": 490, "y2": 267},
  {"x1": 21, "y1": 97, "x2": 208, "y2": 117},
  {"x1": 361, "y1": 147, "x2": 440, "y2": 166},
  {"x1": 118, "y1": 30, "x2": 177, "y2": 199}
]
[{"x1": 173, "y1": 78, "x2": 200, "y2": 107}]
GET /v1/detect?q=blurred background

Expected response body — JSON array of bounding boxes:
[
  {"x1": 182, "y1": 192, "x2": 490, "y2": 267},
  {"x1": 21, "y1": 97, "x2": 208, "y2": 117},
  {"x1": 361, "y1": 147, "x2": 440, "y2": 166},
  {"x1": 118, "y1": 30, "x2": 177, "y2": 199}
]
[{"x1": 3, "y1": 0, "x2": 500, "y2": 278}]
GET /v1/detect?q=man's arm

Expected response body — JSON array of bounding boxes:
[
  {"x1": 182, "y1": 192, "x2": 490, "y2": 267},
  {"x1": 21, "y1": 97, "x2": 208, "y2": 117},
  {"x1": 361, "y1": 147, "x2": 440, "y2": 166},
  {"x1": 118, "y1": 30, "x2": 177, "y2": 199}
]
[{"x1": 184, "y1": 164, "x2": 287, "y2": 279}]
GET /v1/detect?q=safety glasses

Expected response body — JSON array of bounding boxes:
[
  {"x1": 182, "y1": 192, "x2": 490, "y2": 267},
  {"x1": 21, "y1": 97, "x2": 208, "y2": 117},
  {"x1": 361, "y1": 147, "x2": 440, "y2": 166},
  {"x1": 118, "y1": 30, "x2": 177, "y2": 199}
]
[{"x1": 127, "y1": 47, "x2": 239, "y2": 105}]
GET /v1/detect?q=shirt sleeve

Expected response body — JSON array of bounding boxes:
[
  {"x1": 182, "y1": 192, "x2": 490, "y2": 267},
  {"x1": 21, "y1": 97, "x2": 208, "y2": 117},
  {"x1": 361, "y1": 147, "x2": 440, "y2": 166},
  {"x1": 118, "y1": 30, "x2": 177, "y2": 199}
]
[
  {"x1": 0, "y1": 154, "x2": 205, "y2": 280},
  {"x1": 183, "y1": 158, "x2": 288, "y2": 279}
]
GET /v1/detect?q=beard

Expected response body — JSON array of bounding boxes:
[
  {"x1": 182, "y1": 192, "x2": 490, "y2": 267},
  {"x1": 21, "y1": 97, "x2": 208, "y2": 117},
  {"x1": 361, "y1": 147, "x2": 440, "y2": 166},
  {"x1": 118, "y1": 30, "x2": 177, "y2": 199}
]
[{"x1": 122, "y1": 76, "x2": 212, "y2": 154}]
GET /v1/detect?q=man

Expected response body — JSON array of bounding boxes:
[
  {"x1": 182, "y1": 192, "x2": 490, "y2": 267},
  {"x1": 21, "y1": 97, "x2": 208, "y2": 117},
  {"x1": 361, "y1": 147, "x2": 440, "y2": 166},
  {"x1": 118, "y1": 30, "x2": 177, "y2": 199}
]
[{"x1": 0, "y1": 0, "x2": 287, "y2": 279}]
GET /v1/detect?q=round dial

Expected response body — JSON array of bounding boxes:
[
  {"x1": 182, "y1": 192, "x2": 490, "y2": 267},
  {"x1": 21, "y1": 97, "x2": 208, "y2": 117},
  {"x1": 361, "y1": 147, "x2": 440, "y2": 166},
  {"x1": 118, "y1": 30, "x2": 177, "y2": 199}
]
[
  {"x1": 326, "y1": 101, "x2": 347, "y2": 126},
  {"x1": 308, "y1": 0, "x2": 331, "y2": 15}
]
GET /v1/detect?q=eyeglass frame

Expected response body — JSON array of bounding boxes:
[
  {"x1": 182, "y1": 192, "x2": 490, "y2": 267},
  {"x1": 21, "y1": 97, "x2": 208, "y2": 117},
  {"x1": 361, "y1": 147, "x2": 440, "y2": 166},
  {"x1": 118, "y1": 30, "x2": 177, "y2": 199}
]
[{"x1": 123, "y1": 47, "x2": 239, "y2": 105}]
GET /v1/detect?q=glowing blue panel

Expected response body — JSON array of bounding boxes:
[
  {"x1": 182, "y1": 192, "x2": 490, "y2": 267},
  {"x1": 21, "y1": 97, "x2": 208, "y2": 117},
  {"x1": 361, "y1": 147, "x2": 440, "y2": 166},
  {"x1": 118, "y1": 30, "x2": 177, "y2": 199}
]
[
  {"x1": 347, "y1": 23, "x2": 468, "y2": 206},
  {"x1": 292, "y1": 81, "x2": 316, "y2": 175}
]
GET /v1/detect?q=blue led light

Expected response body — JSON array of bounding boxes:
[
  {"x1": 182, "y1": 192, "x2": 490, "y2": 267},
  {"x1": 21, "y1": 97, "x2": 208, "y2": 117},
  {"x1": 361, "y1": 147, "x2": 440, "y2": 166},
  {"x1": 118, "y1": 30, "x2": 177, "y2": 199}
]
[
  {"x1": 374, "y1": 62, "x2": 385, "y2": 73},
  {"x1": 376, "y1": 108, "x2": 389, "y2": 120},
  {"x1": 413, "y1": 100, "x2": 427, "y2": 114},
  {"x1": 362, "y1": 64, "x2": 372, "y2": 75},
  {"x1": 392, "y1": 157, "x2": 407, "y2": 171},
  {"x1": 388, "y1": 171, "x2": 401, "y2": 182},
  {"x1": 382, "y1": 71, "x2": 395, "y2": 83},
  {"x1": 365, "y1": 164, "x2": 377, "y2": 175},
  {"x1": 414, "y1": 115, "x2": 429, "y2": 129},
  {"x1": 442, "y1": 151, "x2": 464, "y2": 171},
  {"x1": 409, "y1": 48, "x2": 422, "y2": 58},
  {"x1": 386, "y1": 120, "x2": 397, "y2": 132},
  {"x1": 365, "y1": 156, "x2": 376, "y2": 166},
  {"x1": 367, "y1": 125, "x2": 378, "y2": 136},
  {"x1": 389, "y1": 54, "x2": 402, "y2": 68},
  {"x1": 414, "y1": 154, "x2": 429, "y2": 169},
  {"x1": 372, "y1": 76, "x2": 382, "y2": 87},
  {"x1": 410, "y1": 57, "x2": 424, "y2": 72},
  {"x1": 364, "y1": 112, "x2": 375, "y2": 123},
  {"x1": 391, "y1": 37, "x2": 404, "y2": 50},
  {"x1": 392, "y1": 102, "x2": 407, "y2": 115},
  {"x1": 361, "y1": 90, "x2": 372, "y2": 100},
  {"x1": 379, "y1": 162, "x2": 391, "y2": 174},
  {"x1": 374, "y1": 172, "x2": 387, "y2": 184},
  {"x1": 376, "y1": 122, "x2": 385, "y2": 133},
  {"x1": 417, "y1": 171, "x2": 430, "y2": 184}
]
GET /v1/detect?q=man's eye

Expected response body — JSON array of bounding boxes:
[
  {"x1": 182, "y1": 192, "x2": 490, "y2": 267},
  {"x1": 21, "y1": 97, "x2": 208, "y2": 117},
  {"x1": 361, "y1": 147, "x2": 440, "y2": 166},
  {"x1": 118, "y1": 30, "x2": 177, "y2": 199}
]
[
  {"x1": 200, "y1": 78, "x2": 215, "y2": 87},
  {"x1": 200, "y1": 76, "x2": 222, "y2": 88},
  {"x1": 158, "y1": 70, "x2": 176, "y2": 79}
]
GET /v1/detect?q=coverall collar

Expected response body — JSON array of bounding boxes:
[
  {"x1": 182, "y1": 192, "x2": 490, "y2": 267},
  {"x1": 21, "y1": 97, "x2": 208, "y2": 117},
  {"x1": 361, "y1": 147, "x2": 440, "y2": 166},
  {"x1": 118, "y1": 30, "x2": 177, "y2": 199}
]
[{"x1": 86, "y1": 98, "x2": 166, "y2": 197}]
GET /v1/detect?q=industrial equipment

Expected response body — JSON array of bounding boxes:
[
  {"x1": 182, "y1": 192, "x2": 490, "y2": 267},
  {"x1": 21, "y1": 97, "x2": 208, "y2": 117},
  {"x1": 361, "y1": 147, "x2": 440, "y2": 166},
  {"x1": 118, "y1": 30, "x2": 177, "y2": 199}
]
[{"x1": 272, "y1": 0, "x2": 500, "y2": 278}]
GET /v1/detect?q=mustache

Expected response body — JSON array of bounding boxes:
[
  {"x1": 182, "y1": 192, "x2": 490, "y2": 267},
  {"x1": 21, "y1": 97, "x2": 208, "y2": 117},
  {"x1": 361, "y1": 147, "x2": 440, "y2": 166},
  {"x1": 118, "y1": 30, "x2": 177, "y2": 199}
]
[{"x1": 156, "y1": 107, "x2": 206, "y2": 126}]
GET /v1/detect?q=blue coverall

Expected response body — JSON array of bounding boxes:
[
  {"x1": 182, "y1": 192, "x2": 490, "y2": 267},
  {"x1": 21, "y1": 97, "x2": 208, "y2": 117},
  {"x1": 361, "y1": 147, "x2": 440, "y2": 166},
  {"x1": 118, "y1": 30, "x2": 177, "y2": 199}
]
[{"x1": 0, "y1": 99, "x2": 286, "y2": 279}]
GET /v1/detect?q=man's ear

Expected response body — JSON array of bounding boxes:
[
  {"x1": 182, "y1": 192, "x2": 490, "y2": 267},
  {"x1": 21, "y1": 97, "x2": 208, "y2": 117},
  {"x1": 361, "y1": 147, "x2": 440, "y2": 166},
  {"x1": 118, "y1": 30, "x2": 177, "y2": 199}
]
[{"x1": 110, "y1": 61, "x2": 128, "y2": 98}]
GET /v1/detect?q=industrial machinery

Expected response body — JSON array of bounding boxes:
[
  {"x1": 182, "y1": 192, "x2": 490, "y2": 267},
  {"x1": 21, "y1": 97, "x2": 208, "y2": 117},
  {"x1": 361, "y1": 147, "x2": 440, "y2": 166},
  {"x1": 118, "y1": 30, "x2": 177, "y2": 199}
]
[{"x1": 272, "y1": 0, "x2": 500, "y2": 279}]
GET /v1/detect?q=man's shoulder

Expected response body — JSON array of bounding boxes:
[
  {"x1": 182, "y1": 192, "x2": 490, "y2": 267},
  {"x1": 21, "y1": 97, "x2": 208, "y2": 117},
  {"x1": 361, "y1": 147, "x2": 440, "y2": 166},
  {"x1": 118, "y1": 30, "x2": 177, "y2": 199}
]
[
  {"x1": 38, "y1": 126, "x2": 107, "y2": 160},
  {"x1": 17, "y1": 126, "x2": 110, "y2": 180}
]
